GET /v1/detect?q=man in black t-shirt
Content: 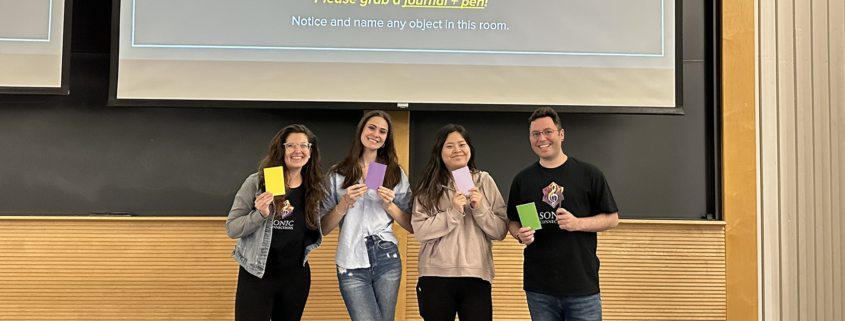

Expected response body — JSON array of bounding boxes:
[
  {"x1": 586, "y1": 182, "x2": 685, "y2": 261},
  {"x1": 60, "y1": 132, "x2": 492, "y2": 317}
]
[{"x1": 507, "y1": 107, "x2": 619, "y2": 321}]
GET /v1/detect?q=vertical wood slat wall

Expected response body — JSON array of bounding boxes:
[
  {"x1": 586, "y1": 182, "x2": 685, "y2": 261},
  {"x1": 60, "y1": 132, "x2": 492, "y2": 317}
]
[
  {"x1": 0, "y1": 217, "x2": 725, "y2": 320},
  {"x1": 0, "y1": 217, "x2": 353, "y2": 321},
  {"x1": 404, "y1": 221, "x2": 727, "y2": 321},
  {"x1": 758, "y1": 0, "x2": 845, "y2": 318}
]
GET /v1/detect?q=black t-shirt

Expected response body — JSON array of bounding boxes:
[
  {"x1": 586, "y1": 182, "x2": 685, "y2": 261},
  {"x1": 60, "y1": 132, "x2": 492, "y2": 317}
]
[
  {"x1": 507, "y1": 157, "x2": 618, "y2": 297},
  {"x1": 267, "y1": 186, "x2": 307, "y2": 270}
]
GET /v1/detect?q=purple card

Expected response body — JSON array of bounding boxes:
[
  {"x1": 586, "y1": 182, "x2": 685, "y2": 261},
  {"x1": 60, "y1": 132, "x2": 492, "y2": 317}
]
[
  {"x1": 365, "y1": 162, "x2": 387, "y2": 190},
  {"x1": 451, "y1": 166, "x2": 474, "y2": 194}
]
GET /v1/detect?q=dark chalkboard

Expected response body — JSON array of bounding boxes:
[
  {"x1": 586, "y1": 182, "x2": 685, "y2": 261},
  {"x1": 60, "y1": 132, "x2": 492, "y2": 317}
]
[{"x1": 0, "y1": 54, "x2": 362, "y2": 216}]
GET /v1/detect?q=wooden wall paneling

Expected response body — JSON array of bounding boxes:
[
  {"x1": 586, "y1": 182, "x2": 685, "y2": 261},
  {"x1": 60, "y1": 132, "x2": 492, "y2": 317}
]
[
  {"x1": 722, "y1": 0, "x2": 759, "y2": 316},
  {"x1": 0, "y1": 218, "x2": 727, "y2": 320},
  {"x1": 404, "y1": 221, "x2": 726, "y2": 321}
]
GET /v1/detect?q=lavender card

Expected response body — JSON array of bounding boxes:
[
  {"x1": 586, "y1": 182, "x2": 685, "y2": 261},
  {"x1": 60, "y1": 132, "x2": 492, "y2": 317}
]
[
  {"x1": 451, "y1": 166, "x2": 474, "y2": 194},
  {"x1": 365, "y1": 162, "x2": 387, "y2": 190}
]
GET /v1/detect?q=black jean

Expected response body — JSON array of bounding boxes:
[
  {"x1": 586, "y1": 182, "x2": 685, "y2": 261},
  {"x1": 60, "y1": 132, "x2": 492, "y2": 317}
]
[
  {"x1": 416, "y1": 276, "x2": 493, "y2": 321},
  {"x1": 235, "y1": 262, "x2": 310, "y2": 321}
]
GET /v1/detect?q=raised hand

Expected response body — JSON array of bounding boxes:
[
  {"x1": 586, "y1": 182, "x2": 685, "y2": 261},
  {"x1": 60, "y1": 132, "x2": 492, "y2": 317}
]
[
  {"x1": 452, "y1": 191, "x2": 468, "y2": 214},
  {"x1": 468, "y1": 187, "x2": 483, "y2": 210},
  {"x1": 342, "y1": 184, "x2": 367, "y2": 210},
  {"x1": 556, "y1": 207, "x2": 581, "y2": 231},
  {"x1": 377, "y1": 186, "x2": 396, "y2": 210},
  {"x1": 518, "y1": 226, "x2": 535, "y2": 245},
  {"x1": 255, "y1": 192, "x2": 274, "y2": 218}
]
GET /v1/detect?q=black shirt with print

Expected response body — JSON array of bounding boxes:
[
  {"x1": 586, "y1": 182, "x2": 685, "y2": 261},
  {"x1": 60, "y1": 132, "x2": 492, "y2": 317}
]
[
  {"x1": 506, "y1": 157, "x2": 618, "y2": 297},
  {"x1": 267, "y1": 186, "x2": 306, "y2": 270}
]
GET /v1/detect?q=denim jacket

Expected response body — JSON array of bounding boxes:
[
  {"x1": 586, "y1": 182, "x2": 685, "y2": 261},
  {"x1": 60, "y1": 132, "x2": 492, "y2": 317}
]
[{"x1": 225, "y1": 173, "x2": 322, "y2": 278}]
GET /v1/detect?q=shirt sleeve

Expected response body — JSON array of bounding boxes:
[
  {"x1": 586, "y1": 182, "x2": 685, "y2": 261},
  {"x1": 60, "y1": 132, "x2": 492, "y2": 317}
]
[
  {"x1": 590, "y1": 168, "x2": 619, "y2": 215},
  {"x1": 392, "y1": 169, "x2": 413, "y2": 213},
  {"x1": 411, "y1": 197, "x2": 465, "y2": 243},
  {"x1": 506, "y1": 173, "x2": 521, "y2": 222},
  {"x1": 225, "y1": 174, "x2": 269, "y2": 239},
  {"x1": 469, "y1": 172, "x2": 509, "y2": 241},
  {"x1": 319, "y1": 172, "x2": 340, "y2": 218}
]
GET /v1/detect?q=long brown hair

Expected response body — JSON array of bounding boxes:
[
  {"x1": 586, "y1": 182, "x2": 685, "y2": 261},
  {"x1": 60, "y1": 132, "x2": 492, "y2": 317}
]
[
  {"x1": 330, "y1": 110, "x2": 402, "y2": 189},
  {"x1": 412, "y1": 124, "x2": 478, "y2": 213},
  {"x1": 258, "y1": 124, "x2": 325, "y2": 230}
]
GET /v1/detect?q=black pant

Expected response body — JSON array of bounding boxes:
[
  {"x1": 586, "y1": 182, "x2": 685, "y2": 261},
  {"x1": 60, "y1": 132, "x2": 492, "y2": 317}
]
[
  {"x1": 416, "y1": 276, "x2": 493, "y2": 321},
  {"x1": 235, "y1": 262, "x2": 311, "y2": 321}
]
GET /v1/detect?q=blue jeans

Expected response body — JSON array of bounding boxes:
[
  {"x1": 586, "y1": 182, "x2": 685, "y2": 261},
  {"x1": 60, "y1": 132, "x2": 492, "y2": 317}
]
[
  {"x1": 526, "y1": 291, "x2": 602, "y2": 321},
  {"x1": 338, "y1": 235, "x2": 402, "y2": 321}
]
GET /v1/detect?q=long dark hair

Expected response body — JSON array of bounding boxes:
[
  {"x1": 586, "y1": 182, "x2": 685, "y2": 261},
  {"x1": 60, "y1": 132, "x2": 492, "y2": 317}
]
[
  {"x1": 258, "y1": 124, "x2": 325, "y2": 230},
  {"x1": 412, "y1": 124, "x2": 478, "y2": 213},
  {"x1": 330, "y1": 110, "x2": 402, "y2": 189}
]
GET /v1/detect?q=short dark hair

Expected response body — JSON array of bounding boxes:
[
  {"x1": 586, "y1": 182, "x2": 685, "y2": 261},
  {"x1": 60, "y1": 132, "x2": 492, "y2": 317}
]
[{"x1": 528, "y1": 107, "x2": 562, "y2": 130}]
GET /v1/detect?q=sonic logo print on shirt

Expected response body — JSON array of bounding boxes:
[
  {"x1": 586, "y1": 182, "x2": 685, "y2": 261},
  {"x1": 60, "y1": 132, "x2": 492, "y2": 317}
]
[
  {"x1": 542, "y1": 182, "x2": 564, "y2": 208},
  {"x1": 278, "y1": 200, "x2": 294, "y2": 219},
  {"x1": 536, "y1": 182, "x2": 565, "y2": 225},
  {"x1": 273, "y1": 200, "x2": 295, "y2": 230}
]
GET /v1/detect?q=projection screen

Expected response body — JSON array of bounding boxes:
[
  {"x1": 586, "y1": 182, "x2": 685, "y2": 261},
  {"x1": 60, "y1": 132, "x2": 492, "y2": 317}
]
[
  {"x1": 113, "y1": 0, "x2": 678, "y2": 109},
  {"x1": 0, "y1": 0, "x2": 70, "y2": 93}
]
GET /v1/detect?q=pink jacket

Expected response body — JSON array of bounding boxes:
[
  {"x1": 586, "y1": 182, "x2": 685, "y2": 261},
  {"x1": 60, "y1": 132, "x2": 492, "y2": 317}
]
[{"x1": 412, "y1": 171, "x2": 509, "y2": 283}]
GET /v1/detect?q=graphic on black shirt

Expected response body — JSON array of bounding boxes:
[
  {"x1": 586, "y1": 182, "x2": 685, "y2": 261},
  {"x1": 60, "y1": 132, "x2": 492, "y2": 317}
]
[
  {"x1": 542, "y1": 182, "x2": 564, "y2": 208},
  {"x1": 277, "y1": 200, "x2": 295, "y2": 220},
  {"x1": 273, "y1": 200, "x2": 295, "y2": 230},
  {"x1": 539, "y1": 182, "x2": 565, "y2": 225}
]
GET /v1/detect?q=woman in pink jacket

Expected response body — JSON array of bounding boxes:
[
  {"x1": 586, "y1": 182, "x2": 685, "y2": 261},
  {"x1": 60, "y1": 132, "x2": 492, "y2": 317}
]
[{"x1": 411, "y1": 124, "x2": 509, "y2": 321}]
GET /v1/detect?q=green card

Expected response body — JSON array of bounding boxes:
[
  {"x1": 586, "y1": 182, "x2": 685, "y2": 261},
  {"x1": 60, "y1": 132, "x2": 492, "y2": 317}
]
[{"x1": 516, "y1": 203, "x2": 542, "y2": 230}]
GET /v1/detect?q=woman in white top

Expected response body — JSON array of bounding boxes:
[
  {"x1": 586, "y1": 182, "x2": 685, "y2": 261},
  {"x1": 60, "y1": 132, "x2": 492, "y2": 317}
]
[{"x1": 320, "y1": 110, "x2": 414, "y2": 321}]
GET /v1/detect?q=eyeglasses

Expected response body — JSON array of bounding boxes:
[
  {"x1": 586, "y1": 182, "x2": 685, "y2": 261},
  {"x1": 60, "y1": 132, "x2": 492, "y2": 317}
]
[
  {"x1": 530, "y1": 129, "x2": 558, "y2": 139},
  {"x1": 283, "y1": 142, "x2": 313, "y2": 151}
]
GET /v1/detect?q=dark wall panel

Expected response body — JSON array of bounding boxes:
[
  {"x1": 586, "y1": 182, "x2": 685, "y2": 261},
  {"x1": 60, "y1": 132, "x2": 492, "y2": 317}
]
[
  {"x1": 410, "y1": 63, "x2": 708, "y2": 220},
  {"x1": 0, "y1": 53, "x2": 361, "y2": 216}
]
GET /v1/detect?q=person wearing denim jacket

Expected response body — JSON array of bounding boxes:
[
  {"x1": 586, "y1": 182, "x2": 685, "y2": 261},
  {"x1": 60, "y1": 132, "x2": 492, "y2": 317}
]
[
  {"x1": 226, "y1": 125, "x2": 326, "y2": 321},
  {"x1": 320, "y1": 111, "x2": 415, "y2": 321}
]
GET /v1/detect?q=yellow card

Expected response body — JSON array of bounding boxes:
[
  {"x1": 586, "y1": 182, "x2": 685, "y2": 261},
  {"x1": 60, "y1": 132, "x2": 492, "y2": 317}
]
[{"x1": 263, "y1": 166, "x2": 286, "y2": 195}]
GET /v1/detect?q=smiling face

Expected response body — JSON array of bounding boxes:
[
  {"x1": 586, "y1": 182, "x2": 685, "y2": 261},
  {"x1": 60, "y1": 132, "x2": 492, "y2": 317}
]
[
  {"x1": 360, "y1": 116, "x2": 389, "y2": 152},
  {"x1": 441, "y1": 131, "x2": 471, "y2": 172},
  {"x1": 283, "y1": 133, "x2": 311, "y2": 172},
  {"x1": 529, "y1": 116, "x2": 564, "y2": 161}
]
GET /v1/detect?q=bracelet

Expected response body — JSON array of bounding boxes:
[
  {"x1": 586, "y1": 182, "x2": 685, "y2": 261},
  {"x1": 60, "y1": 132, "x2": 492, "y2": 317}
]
[{"x1": 337, "y1": 199, "x2": 349, "y2": 215}]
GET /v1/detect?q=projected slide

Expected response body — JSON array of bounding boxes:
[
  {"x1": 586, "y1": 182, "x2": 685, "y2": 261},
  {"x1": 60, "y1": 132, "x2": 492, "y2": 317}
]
[
  {"x1": 116, "y1": 0, "x2": 676, "y2": 108},
  {"x1": 0, "y1": 0, "x2": 67, "y2": 90}
]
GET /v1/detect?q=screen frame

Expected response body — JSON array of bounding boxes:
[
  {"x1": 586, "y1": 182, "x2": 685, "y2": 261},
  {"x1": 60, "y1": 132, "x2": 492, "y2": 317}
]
[
  {"x1": 109, "y1": 0, "x2": 683, "y2": 114},
  {"x1": 0, "y1": 0, "x2": 73, "y2": 95}
]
